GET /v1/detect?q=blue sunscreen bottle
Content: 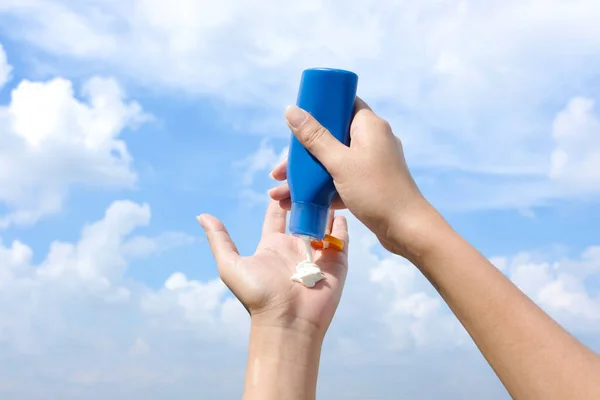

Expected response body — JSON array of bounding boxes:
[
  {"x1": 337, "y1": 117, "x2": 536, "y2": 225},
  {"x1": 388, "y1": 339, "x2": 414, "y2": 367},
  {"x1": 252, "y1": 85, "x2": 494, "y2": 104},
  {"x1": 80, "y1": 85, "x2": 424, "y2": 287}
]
[{"x1": 287, "y1": 68, "x2": 358, "y2": 240}]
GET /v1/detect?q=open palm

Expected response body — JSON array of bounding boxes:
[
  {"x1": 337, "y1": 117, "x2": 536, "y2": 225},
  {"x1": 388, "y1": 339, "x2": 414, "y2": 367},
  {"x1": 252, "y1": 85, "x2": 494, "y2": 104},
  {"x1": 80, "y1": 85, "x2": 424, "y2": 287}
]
[{"x1": 198, "y1": 200, "x2": 349, "y2": 335}]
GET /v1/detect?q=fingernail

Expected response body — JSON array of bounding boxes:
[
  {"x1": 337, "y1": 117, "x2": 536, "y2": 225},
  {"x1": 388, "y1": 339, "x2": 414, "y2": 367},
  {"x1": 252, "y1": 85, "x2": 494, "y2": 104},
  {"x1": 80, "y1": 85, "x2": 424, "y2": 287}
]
[
  {"x1": 285, "y1": 105, "x2": 307, "y2": 128},
  {"x1": 268, "y1": 171, "x2": 275, "y2": 180},
  {"x1": 196, "y1": 215, "x2": 206, "y2": 229}
]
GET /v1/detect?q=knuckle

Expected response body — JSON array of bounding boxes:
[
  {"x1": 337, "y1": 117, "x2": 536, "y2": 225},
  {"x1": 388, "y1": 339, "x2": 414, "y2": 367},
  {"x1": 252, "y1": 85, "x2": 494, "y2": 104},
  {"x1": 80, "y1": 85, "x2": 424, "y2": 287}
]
[
  {"x1": 375, "y1": 117, "x2": 392, "y2": 132},
  {"x1": 395, "y1": 136, "x2": 404, "y2": 150},
  {"x1": 303, "y1": 124, "x2": 329, "y2": 149}
]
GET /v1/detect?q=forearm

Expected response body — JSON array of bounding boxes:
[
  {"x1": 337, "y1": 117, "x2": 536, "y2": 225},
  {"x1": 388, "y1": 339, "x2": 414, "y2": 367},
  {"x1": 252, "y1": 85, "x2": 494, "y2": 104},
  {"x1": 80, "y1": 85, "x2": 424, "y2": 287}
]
[
  {"x1": 243, "y1": 324, "x2": 323, "y2": 400},
  {"x1": 396, "y1": 206, "x2": 600, "y2": 400}
]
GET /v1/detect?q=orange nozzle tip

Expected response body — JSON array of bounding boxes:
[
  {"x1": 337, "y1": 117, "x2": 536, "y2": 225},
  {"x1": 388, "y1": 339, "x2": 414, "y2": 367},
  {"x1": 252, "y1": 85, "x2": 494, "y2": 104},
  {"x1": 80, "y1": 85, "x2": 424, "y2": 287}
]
[{"x1": 311, "y1": 240, "x2": 324, "y2": 249}]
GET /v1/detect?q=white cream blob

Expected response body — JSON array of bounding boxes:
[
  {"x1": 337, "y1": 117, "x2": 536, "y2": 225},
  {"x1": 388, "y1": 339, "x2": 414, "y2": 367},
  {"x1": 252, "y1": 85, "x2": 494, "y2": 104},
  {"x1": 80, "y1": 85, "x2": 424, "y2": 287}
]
[{"x1": 290, "y1": 236, "x2": 326, "y2": 288}]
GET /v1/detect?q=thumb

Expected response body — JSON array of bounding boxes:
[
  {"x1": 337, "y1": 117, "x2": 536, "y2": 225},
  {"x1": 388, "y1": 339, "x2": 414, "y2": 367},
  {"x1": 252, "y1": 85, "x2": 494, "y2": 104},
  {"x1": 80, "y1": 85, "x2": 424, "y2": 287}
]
[
  {"x1": 285, "y1": 105, "x2": 349, "y2": 175},
  {"x1": 196, "y1": 214, "x2": 240, "y2": 285}
]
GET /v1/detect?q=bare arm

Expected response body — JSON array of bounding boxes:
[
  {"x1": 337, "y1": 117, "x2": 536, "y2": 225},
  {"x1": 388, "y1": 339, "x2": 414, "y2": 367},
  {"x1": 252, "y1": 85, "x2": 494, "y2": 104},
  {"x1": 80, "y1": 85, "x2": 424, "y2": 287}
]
[
  {"x1": 243, "y1": 325, "x2": 322, "y2": 400},
  {"x1": 276, "y1": 100, "x2": 600, "y2": 399},
  {"x1": 398, "y1": 206, "x2": 600, "y2": 400}
]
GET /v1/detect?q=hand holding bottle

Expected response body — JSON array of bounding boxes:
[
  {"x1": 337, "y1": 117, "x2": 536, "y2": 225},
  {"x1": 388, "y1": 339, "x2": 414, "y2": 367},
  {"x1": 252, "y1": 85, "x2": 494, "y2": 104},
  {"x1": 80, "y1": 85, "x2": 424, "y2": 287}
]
[
  {"x1": 271, "y1": 97, "x2": 600, "y2": 400},
  {"x1": 270, "y1": 98, "x2": 436, "y2": 257}
]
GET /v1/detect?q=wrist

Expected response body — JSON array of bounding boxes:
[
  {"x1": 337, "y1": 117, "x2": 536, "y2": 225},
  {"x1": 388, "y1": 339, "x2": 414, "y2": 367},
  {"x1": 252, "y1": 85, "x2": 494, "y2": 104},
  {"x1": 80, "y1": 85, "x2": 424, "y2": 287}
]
[
  {"x1": 250, "y1": 308, "x2": 327, "y2": 339},
  {"x1": 243, "y1": 323, "x2": 323, "y2": 400},
  {"x1": 248, "y1": 322, "x2": 324, "y2": 362},
  {"x1": 385, "y1": 200, "x2": 452, "y2": 263}
]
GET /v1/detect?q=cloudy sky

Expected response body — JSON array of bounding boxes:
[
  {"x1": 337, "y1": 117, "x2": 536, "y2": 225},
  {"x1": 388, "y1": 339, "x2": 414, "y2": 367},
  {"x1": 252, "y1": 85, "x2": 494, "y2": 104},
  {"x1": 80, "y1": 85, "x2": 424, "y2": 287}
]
[{"x1": 0, "y1": 0, "x2": 599, "y2": 398}]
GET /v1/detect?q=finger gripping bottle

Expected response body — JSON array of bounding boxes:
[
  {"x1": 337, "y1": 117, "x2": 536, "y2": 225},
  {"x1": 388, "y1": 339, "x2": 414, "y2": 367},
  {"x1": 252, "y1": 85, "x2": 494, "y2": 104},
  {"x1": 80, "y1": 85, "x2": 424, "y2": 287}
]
[{"x1": 287, "y1": 68, "x2": 358, "y2": 240}]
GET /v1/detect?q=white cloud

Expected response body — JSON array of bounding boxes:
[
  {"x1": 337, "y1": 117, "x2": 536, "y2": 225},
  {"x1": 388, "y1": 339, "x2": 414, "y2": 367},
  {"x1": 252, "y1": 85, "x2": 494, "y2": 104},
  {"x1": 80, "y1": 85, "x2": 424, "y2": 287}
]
[
  {"x1": 500, "y1": 250, "x2": 600, "y2": 326},
  {"x1": 0, "y1": 43, "x2": 11, "y2": 89},
  {"x1": 0, "y1": 200, "x2": 199, "y2": 309},
  {"x1": 0, "y1": 199, "x2": 599, "y2": 398},
  {"x1": 0, "y1": 1, "x2": 599, "y2": 171},
  {"x1": 2, "y1": 1, "x2": 600, "y2": 205},
  {"x1": 36, "y1": 200, "x2": 151, "y2": 284},
  {"x1": 336, "y1": 215, "x2": 469, "y2": 352},
  {"x1": 369, "y1": 258, "x2": 463, "y2": 349},
  {"x1": 550, "y1": 97, "x2": 600, "y2": 190},
  {"x1": 324, "y1": 216, "x2": 600, "y2": 397},
  {"x1": 233, "y1": 138, "x2": 287, "y2": 187},
  {"x1": 121, "y1": 232, "x2": 198, "y2": 259},
  {"x1": 128, "y1": 337, "x2": 150, "y2": 357},
  {"x1": 0, "y1": 200, "x2": 246, "y2": 398},
  {"x1": 233, "y1": 138, "x2": 288, "y2": 206},
  {"x1": 0, "y1": 4, "x2": 600, "y2": 394},
  {"x1": 0, "y1": 71, "x2": 150, "y2": 228}
]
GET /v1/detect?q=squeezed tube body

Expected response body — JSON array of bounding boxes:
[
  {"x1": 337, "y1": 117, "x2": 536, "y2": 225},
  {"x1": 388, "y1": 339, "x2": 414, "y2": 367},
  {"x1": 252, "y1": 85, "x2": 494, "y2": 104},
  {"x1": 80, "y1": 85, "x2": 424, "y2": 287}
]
[{"x1": 288, "y1": 68, "x2": 358, "y2": 240}]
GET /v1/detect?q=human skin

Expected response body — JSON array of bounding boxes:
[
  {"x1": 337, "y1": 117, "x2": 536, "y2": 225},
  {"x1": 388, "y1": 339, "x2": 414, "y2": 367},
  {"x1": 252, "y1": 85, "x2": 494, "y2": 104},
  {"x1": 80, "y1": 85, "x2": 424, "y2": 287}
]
[
  {"x1": 264, "y1": 99, "x2": 600, "y2": 400},
  {"x1": 197, "y1": 203, "x2": 347, "y2": 400}
]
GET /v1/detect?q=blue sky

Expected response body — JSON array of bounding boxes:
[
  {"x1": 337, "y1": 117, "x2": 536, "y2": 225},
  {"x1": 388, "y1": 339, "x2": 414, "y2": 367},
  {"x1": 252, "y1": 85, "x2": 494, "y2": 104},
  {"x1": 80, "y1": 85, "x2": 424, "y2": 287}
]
[{"x1": 0, "y1": 1, "x2": 599, "y2": 398}]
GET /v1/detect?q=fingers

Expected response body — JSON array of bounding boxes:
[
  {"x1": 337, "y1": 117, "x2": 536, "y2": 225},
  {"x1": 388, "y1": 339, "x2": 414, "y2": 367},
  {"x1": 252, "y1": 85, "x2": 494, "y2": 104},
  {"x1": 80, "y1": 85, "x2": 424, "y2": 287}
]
[
  {"x1": 330, "y1": 215, "x2": 349, "y2": 255},
  {"x1": 354, "y1": 96, "x2": 373, "y2": 113},
  {"x1": 325, "y1": 210, "x2": 335, "y2": 235},
  {"x1": 277, "y1": 198, "x2": 292, "y2": 211},
  {"x1": 267, "y1": 182, "x2": 289, "y2": 201},
  {"x1": 271, "y1": 107, "x2": 372, "y2": 179},
  {"x1": 270, "y1": 157, "x2": 287, "y2": 181},
  {"x1": 261, "y1": 200, "x2": 287, "y2": 237},
  {"x1": 270, "y1": 183, "x2": 346, "y2": 210},
  {"x1": 352, "y1": 96, "x2": 376, "y2": 123},
  {"x1": 197, "y1": 214, "x2": 241, "y2": 276},
  {"x1": 350, "y1": 96, "x2": 388, "y2": 147},
  {"x1": 285, "y1": 105, "x2": 349, "y2": 176}
]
